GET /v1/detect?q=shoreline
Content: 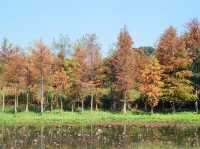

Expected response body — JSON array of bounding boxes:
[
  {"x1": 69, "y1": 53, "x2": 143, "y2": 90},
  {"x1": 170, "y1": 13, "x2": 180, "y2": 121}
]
[{"x1": 0, "y1": 111, "x2": 200, "y2": 127}]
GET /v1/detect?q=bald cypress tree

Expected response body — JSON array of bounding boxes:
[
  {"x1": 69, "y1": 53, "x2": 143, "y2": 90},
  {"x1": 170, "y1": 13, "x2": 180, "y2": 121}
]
[
  {"x1": 139, "y1": 56, "x2": 163, "y2": 114},
  {"x1": 32, "y1": 41, "x2": 53, "y2": 113},
  {"x1": 157, "y1": 27, "x2": 196, "y2": 113},
  {"x1": 112, "y1": 27, "x2": 136, "y2": 113},
  {"x1": 184, "y1": 18, "x2": 200, "y2": 112}
]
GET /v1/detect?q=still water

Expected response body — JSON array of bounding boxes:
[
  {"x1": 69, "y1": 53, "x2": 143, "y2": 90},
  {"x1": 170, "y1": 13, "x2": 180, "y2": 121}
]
[{"x1": 0, "y1": 124, "x2": 199, "y2": 149}]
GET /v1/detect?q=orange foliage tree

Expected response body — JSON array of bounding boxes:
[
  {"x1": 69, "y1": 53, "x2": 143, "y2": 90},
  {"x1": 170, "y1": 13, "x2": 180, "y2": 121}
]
[
  {"x1": 112, "y1": 27, "x2": 136, "y2": 113},
  {"x1": 32, "y1": 41, "x2": 54, "y2": 113},
  {"x1": 183, "y1": 18, "x2": 200, "y2": 112},
  {"x1": 3, "y1": 53, "x2": 24, "y2": 113},
  {"x1": 73, "y1": 47, "x2": 88, "y2": 112},
  {"x1": 156, "y1": 26, "x2": 196, "y2": 113},
  {"x1": 21, "y1": 55, "x2": 36, "y2": 112},
  {"x1": 75, "y1": 34, "x2": 102, "y2": 111},
  {"x1": 139, "y1": 56, "x2": 163, "y2": 114}
]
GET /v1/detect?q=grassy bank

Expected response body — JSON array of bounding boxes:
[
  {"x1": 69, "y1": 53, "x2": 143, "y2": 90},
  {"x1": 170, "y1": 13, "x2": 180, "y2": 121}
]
[{"x1": 0, "y1": 111, "x2": 200, "y2": 126}]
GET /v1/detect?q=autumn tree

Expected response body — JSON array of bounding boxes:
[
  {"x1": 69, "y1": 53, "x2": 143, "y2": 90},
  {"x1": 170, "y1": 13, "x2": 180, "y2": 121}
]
[
  {"x1": 0, "y1": 39, "x2": 19, "y2": 112},
  {"x1": 52, "y1": 69, "x2": 68, "y2": 112},
  {"x1": 191, "y1": 50, "x2": 200, "y2": 112},
  {"x1": 112, "y1": 26, "x2": 136, "y2": 113},
  {"x1": 72, "y1": 47, "x2": 88, "y2": 112},
  {"x1": 21, "y1": 55, "x2": 36, "y2": 112},
  {"x1": 156, "y1": 26, "x2": 196, "y2": 113},
  {"x1": 184, "y1": 18, "x2": 200, "y2": 58},
  {"x1": 51, "y1": 44, "x2": 69, "y2": 112},
  {"x1": 102, "y1": 51, "x2": 118, "y2": 110},
  {"x1": 32, "y1": 41, "x2": 53, "y2": 113},
  {"x1": 3, "y1": 53, "x2": 24, "y2": 113},
  {"x1": 93, "y1": 61, "x2": 107, "y2": 111},
  {"x1": 75, "y1": 34, "x2": 102, "y2": 111},
  {"x1": 139, "y1": 56, "x2": 163, "y2": 114},
  {"x1": 183, "y1": 18, "x2": 200, "y2": 112}
]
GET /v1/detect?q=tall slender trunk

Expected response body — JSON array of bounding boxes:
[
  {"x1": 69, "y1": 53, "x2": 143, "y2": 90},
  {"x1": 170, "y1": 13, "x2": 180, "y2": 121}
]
[
  {"x1": 81, "y1": 100, "x2": 84, "y2": 113},
  {"x1": 14, "y1": 95, "x2": 17, "y2": 113},
  {"x1": 135, "y1": 103, "x2": 138, "y2": 109},
  {"x1": 172, "y1": 101, "x2": 176, "y2": 113},
  {"x1": 123, "y1": 124, "x2": 127, "y2": 135},
  {"x1": 41, "y1": 74, "x2": 44, "y2": 113},
  {"x1": 195, "y1": 100, "x2": 198, "y2": 113},
  {"x1": 112, "y1": 101, "x2": 116, "y2": 111},
  {"x1": 2, "y1": 93, "x2": 5, "y2": 112},
  {"x1": 25, "y1": 92, "x2": 29, "y2": 112},
  {"x1": 90, "y1": 93, "x2": 93, "y2": 112},
  {"x1": 95, "y1": 102, "x2": 98, "y2": 111},
  {"x1": 144, "y1": 101, "x2": 147, "y2": 112},
  {"x1": 60, "y1": 97, "x2": 63, "y2": 113},
  {"x1": 40, "y1": 126, "x2": 44, "y2": 149},
  {"x1": 71, "y1": 103, "x2": 74, "y2": 112},
  {"x1": 50, "y1": 95, "x2": 53, "y2": 112},
  {"x1": 77, "y1": 101, "x2": 80, "y2": 109},
  {"x1": 150, "y1": 106, "x2": 154, "y2": 114},
  {"x1": 16, "y1": 95, "x2": 19, "y2": 108},
  {"x1": 162, "y1": 100, "x2": 164, "y2": 112},
  {"x1": 123, "y1": 91, "x2": 127, "y2": 113}
]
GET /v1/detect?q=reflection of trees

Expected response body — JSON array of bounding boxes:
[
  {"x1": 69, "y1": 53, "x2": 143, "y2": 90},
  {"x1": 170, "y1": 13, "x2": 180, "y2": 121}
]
[
  {"x1": 40, "y1": 126, "x2": 44, "y2": 149},
  {"x1": 0, "y1": 125, "x2": 199, "y2": 148}
]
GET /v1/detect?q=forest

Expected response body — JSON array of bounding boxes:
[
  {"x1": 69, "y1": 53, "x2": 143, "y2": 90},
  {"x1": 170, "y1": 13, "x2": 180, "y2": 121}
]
[{"x1": 0, "y1": 18, "x2": 199, "y2": 115}]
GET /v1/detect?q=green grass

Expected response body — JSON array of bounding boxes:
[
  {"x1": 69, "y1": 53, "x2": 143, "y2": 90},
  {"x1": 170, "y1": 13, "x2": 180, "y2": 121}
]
[{"x1": 0, "y1": 110, "x2": 200, "y2": 126}]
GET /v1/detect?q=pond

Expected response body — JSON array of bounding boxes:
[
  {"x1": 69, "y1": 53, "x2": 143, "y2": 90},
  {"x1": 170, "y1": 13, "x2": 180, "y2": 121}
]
[{"x1": 0, "y1": 124, "x2": 199, "y2": 149}]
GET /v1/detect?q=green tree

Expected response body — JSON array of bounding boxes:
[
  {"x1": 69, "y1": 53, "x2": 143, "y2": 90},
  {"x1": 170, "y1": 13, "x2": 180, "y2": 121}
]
[{"x1": 139, "y1": 46, "x2": 155, "y2": 56}]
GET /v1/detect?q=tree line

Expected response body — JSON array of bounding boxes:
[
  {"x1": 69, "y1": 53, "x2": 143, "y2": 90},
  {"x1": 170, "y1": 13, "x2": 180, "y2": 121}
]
[{"x1": 0, "y1": 19, "x2": 200, "y2": 114}]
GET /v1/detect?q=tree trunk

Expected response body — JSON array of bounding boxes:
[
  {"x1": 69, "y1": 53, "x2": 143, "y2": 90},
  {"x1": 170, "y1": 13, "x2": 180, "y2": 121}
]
[
  {"x1": 90, "y1": 93, "x2": 93, "y2": 112},
  {"x1": 77, "y1": 101, "x2": 80, "y2": 109},
  {"x1": 172, "y1": 101, "x2": 176, "y2": 113},
  {"x1": 195, "y1": 100, "x2": 198, "y2": 113},
  {"x1": 60, "y1": 97, "x2": 63, "y2": 113},
  {"x1": 16, "y1": 95, "x2": 18, "y2": 108},
  {"x1": 2, "y1": 93, "x2": 5, "y2": 112},
  {"x1": 14, "y1": 95, "x2": 17, "y2": 113},
  {"x1": 50, "y1": 99, "x2": 53, "y2": 112},
  {"x1": 41, "y1": 97, "x2": 44, "y2": 113},
  {"x1": 81, "y1": 100, "x2": 84, "y2": 113},
  {"x1": 25, "y1": 93, "x2": 29, "y2": 112},
  {"x1": 40, "y1": 126, "x2": 44, "y2": 149},
  {"x1": 150, "y1": 106, "x2": 154, "y2": 114},
  {"x1": 123, "y1": 91, "x2": 127, "y2": 113},
  {"x1": 95, "y1": 103, "x2": 98, "y2": 111},
  {"x1": 50, "y1": 94, "x2": 54, "y2": 112},
  {"x1": 162, "y1": 100, "x2": 164, "y2": 112},
  {"x1": 41, "y1": 74, "x2": 44, "y2": 113},
  {"x1": 112, "y1": 101, "x2": 116, "y2": 111},
  {"x1": 135, "y1": 103, "x2": 138, "y2": 109},
  {"x1": 123, "y1": 124, "x2": 127, "y2": 135},
  {"x1": 144, "y1": 101, "x2": 147, "y2": 112},
  {"x1": 71, "y1": 103, "x2": 74, "y2": 112}
]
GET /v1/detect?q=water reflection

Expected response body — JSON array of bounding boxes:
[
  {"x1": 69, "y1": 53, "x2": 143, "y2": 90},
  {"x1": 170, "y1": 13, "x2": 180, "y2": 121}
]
[{"x1": 0, "y1": 124, "x2": 199, "y2": 149}]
